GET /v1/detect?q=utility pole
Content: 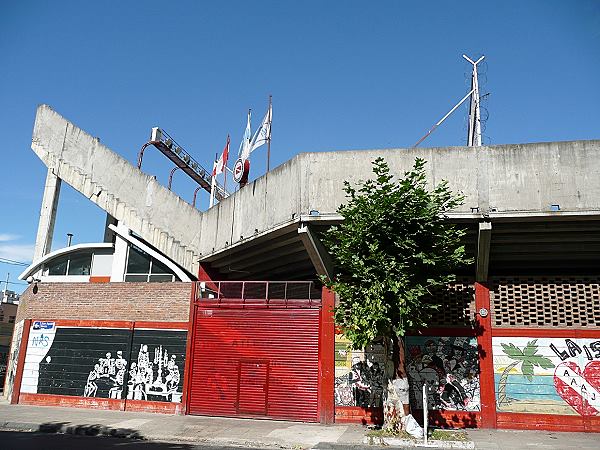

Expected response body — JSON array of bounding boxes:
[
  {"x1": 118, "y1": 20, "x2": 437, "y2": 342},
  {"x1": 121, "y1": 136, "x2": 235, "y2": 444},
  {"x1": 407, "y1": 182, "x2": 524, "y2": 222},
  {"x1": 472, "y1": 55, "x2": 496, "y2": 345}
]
[{"x1": 463, "y1": 54, "x2": 485, "y2": 147}]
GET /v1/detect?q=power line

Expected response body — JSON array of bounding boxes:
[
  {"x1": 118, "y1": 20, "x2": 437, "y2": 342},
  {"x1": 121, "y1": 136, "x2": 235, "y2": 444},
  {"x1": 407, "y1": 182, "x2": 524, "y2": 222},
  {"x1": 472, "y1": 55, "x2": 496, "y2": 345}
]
[
  {"x1": 3, "y1": 280, "x2": 27, "y2": 286},
  {"x1": 0, "y1": 257, "x2": 30, "y2": 266}
]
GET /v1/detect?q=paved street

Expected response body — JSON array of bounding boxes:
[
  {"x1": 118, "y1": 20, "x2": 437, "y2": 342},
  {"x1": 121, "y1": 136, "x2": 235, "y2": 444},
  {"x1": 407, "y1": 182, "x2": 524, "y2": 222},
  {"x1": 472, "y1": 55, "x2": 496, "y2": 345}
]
[{"x1": 0, "y1": 431, "x2": 259, "y2": 450}]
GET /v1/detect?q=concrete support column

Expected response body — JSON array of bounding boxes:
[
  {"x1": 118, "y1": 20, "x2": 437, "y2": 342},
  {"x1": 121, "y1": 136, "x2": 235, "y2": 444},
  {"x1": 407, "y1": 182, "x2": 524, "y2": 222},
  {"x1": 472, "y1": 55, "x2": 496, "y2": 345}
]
[{"x1": 33, "y1": 169, "x2": 62, "y2": 262}]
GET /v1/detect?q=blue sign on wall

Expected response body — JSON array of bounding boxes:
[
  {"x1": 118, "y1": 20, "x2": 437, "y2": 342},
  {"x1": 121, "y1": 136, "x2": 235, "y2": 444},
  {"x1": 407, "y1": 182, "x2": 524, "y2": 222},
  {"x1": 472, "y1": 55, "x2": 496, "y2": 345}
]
[{"x1": 32, "y1": 321, "x2": 55, "y2": 330}]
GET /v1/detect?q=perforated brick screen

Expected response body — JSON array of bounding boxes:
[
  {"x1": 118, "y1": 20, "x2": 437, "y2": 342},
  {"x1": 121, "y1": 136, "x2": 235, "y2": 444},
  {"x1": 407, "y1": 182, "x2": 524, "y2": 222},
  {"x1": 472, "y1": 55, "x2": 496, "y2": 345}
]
[
  {"x1": 425, "y1": 278, "x2": 476, "y2": 327},
  {"x1": 490, "y1": 276, "x2": 600, "y2": 328}
]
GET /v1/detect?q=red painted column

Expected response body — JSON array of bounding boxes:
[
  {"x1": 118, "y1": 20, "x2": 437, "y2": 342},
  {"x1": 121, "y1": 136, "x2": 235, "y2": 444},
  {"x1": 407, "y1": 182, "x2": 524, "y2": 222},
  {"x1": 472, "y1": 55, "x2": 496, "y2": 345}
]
[
  {"x1": 318, "y1": 287, "x2": 335, "y2": 424},
  {"x1": 475, "y1": 282, "x2": 497, "y2": 428},
  {"x1": 11, "y1": 319, "x2": 32, "y2": 405},
  {"x1": 182, "y1": 281, "x2": 196, "y2": 415}
]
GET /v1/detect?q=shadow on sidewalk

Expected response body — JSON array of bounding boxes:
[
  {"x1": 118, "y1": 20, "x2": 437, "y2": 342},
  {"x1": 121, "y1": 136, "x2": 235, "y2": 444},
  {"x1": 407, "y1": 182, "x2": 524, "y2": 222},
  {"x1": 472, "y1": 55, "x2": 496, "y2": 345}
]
[
  {"x1": 1, "y1": 430, "x2": 197, "y2": 449},
  {"x1": 38, "y1": 421, "x2": 144, "y2": 439}
]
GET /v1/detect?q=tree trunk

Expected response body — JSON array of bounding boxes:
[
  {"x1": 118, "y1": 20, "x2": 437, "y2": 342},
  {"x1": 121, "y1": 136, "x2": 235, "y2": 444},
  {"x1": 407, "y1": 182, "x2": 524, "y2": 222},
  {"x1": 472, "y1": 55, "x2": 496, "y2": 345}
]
[
  {"x1": 383, "y1": 334, "x2": 411, "y2": 431},
  {"x1": 497, "y1": 360, "x2": 519, "y2": 407}
]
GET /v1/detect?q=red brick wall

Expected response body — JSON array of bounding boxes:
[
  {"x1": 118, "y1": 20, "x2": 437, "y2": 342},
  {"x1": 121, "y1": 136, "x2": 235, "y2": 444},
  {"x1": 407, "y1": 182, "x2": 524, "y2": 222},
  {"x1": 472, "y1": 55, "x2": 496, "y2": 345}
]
[{"x1": 16, "y1": 282, "x2": 192, "y2": 323}]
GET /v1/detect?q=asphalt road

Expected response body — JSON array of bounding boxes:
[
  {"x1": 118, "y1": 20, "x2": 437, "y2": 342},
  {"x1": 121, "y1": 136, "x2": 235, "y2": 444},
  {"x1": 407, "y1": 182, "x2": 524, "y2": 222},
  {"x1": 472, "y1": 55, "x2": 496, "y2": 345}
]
[{"x1": 0, "y1": 431, "x2": 268, "y2": 450}]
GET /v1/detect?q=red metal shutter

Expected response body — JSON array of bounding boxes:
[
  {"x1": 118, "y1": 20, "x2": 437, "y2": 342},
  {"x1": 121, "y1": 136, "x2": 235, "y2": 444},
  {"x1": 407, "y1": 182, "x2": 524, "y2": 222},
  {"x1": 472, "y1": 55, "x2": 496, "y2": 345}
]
[{"x1": 188, "y1": 308, "x2": 320, "y2": 422}]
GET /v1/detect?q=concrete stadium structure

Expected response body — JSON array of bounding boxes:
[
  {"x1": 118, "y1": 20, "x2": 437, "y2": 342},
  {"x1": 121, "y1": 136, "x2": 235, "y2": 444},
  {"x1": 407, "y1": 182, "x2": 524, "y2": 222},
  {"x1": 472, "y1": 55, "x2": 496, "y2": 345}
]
[
  {"x1": 32, "y1": 104, "x2": 600, "y2": 281},
  {"x1": 8, "y1": 104, "x2": 600, "y2": 431}
]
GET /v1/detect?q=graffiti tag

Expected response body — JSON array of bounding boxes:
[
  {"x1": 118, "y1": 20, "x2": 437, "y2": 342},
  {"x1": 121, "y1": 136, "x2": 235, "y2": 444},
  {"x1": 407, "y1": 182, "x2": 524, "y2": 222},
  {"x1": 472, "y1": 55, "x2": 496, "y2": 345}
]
[
  {"x1": 31, "y1": 334, "x2": 50, "y2": 348},
  {"x1": 550, "y1": 339, "x2": 600, "y2": 362}
]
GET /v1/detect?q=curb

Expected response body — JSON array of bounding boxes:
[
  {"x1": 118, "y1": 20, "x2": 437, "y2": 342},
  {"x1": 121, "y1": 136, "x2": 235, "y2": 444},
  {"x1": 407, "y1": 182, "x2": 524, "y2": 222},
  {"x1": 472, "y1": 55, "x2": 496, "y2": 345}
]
[
  {"x1": 364, "y1": 436, "x2": 475, "y2": 449},
  {"x1": 0, "y1": 422, "x2": 295, "y2": 449}
]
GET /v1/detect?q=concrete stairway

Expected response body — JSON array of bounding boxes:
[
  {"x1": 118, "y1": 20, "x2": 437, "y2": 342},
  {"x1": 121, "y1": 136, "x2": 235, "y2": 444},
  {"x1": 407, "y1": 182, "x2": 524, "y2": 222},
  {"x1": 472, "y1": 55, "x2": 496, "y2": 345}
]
[{"x1": 31, "y1": 105, "x2": 203, "y2": 275}]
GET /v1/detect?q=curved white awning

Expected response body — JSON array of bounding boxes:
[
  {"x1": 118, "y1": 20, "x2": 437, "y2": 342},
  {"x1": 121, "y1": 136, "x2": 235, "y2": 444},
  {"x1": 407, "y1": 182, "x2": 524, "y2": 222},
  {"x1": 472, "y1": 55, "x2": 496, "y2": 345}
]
[{"x1": 18, "y1": 243, "x2": 114, "y2": 280}]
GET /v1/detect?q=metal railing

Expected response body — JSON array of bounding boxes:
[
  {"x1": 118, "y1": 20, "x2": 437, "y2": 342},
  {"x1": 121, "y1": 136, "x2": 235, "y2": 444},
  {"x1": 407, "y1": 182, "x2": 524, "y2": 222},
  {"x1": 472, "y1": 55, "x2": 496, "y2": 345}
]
[
  {"x1": 137, "y1": 128, "x2": 229, "y2": 201},
  {"x1": 195, "y1": 281, "x2": 322, "y2": 308}
]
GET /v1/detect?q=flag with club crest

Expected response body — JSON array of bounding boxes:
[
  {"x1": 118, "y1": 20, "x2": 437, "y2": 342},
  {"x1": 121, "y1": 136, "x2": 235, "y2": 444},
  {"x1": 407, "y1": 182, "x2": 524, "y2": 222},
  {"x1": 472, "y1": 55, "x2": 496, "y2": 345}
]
[
  {"x1": 238, "y1": 110, "x2": 252, "y2": 161},
  {"x1": 249, "y1": 104, "x2": 272, "y2": 154}
]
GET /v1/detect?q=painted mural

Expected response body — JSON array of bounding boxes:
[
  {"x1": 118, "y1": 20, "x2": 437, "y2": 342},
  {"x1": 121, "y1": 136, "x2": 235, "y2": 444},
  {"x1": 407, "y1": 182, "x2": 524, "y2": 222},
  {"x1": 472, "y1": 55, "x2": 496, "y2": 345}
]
[
  {"x1": 406, "y1": 336, "x2": 480, "y2": 411},
  {"x1": 493, "y1": 336, "x2": 600, "y2": 416},
  {"x1": 21, "y1": 324, "x2": 186, "y2": 403},
  {"x1": 334, "y1": 335, "x2": 388, "y2": 408}
]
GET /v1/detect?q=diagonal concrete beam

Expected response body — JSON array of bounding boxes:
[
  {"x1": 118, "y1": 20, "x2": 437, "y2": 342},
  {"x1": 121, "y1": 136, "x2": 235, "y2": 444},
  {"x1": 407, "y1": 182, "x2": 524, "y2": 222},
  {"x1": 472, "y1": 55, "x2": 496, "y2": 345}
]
[
  {"x1": 298, "y1": 223, "x2": 334, "y2": 280},
  {"x1": 476, "y1": 221, "x2": 492, "y2": 282}
]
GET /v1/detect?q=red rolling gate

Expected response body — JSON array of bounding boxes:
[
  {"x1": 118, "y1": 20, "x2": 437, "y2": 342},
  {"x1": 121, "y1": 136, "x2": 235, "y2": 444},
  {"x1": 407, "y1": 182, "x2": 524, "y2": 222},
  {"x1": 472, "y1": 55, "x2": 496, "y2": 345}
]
[{"x1": 187, "y1": 281, "x2": 323, "y2": 422}]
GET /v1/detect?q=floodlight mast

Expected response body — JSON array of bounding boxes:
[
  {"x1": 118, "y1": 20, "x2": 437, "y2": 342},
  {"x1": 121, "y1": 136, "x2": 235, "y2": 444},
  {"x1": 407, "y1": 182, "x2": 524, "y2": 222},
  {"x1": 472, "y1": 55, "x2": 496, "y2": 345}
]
[
  {"x1": 413, "y1": 54, "x2": 486, "y2": 148},
  {"x1": 463, "y1": 54, "x2": 485, "y2": 147}
]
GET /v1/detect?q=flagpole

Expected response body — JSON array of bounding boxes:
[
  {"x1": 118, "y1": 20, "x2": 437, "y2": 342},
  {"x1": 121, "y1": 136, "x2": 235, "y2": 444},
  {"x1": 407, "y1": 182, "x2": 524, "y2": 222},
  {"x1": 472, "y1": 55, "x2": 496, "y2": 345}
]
[
  {"x1": 267, "y1": 95, "x2": 272, "y2": 173},
  {"x1": 209, "y1": 152, "x2": 217, "y2": 208},
  {"x1": 223, "y1": 135, "x2": 229, "y2": 195}
]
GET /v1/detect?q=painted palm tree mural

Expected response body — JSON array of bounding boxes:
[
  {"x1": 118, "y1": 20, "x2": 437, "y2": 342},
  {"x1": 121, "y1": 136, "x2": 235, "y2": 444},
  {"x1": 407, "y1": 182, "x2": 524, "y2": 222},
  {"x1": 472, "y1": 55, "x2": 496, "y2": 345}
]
[{"x1": 497, "y1": 339, "x2": 554, "y2": 406}]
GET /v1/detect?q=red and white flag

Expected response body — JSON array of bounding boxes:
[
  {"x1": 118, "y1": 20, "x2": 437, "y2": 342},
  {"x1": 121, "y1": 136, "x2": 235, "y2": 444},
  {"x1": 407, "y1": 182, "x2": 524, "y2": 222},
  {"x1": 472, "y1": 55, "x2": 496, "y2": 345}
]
[{"x1": 213, "y1": 135, "x2": 230, "y2": 176}]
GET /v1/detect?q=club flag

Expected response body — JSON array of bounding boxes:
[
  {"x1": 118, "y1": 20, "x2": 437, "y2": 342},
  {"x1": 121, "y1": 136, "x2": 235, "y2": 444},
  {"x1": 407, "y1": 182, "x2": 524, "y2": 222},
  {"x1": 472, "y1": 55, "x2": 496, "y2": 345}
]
[
  {"x1": 213, "y1": 136, "x2": 230, "y2": 176},
  {"x1": 238, "y1": 110, "x2": 252, "y2": 161},
  {"x1": 249, "y1": 104, "x2": 272, "y2": 154}
]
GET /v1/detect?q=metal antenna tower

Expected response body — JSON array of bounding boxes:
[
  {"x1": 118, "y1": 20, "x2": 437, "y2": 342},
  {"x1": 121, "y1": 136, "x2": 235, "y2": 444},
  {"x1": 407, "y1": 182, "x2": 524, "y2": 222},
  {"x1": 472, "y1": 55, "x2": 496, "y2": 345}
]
[{"x1": 463, "y1": 54, "x2": 485, "y2": 146}]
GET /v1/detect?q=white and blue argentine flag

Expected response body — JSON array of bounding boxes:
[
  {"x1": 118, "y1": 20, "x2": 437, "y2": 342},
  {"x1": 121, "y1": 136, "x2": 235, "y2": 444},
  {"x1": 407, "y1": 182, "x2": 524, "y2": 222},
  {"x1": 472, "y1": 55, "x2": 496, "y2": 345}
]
[
  {"x1": 238, "y1": 110, "x2": 252, "y2": 160},
  {"x1": 249, "y1": 104, "x2": 272, "y2": 155}
]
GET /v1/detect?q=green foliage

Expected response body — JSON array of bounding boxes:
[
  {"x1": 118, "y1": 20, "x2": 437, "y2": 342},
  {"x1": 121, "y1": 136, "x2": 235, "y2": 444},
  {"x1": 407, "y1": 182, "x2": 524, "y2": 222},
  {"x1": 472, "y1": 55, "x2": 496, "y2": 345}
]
[
  {"x1": 321, "y1": 157, "x2": 471, "y2": 349},
  {"x1": 500, "y1": 339, "x2": 554, "y2": 381}
]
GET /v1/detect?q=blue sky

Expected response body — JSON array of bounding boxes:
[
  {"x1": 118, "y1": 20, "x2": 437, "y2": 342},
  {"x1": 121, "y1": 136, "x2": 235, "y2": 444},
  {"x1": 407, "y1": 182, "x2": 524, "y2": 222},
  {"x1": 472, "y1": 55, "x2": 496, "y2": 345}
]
[{"x1": 1, "y1": 1, "x2": 599, "y2": 292}]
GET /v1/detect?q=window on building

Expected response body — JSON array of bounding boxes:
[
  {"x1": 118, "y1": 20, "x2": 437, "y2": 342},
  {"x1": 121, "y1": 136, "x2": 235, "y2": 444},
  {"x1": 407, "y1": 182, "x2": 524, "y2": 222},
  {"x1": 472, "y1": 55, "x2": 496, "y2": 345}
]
[
  {"x1": 8, "y1": 316, "x2": 15, "y2": 323},
  {"x1": 124, "y1": 245, "x2": 175, "y2": 282},
  {"x1": 47, "y1": 255, "x2": 69, "y2": 275},
  {"x1": 68, "y1": 252, "x2": 92, "y2": 275},
  {"x1": 45, "y1": 251, "x2": 92, "y2": 276}
]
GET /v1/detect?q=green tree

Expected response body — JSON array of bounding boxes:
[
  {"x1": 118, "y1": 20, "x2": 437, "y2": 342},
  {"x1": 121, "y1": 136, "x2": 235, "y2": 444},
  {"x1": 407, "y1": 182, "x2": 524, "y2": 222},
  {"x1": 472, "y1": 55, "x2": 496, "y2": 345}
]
[
  {"x1": 321, "y1": 157, "x2": 471, "y2": 429},
  {"x1": 497, "y1": 340, "x2": 553, "y2": 407}
]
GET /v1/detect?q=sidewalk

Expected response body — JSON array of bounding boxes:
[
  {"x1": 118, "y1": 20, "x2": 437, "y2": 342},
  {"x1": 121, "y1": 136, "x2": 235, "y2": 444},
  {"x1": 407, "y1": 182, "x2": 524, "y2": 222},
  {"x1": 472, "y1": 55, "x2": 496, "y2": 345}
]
[
  {"x1": 0, "y1": 400, "x2": 364, "y2": 449},
  {"x1": 0, "y1": 400, "x2": 598, "y2": 449}
]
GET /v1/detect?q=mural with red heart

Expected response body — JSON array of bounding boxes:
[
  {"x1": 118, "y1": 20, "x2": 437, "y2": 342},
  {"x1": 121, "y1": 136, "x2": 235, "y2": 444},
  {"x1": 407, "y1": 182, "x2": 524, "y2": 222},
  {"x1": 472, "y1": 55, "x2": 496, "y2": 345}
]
[{"x1": 554, "y1": 360, "x2": 600, "y2": 416}]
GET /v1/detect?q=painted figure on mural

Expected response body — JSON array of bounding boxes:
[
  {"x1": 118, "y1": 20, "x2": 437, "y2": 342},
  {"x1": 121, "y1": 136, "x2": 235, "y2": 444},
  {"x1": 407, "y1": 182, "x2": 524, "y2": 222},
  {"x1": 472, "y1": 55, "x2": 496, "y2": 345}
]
[
  {"x1": 166, "y1": 355, "x2": 180, "y2": 391},
  {"x1": 127, "y1": 343, "x2": 183, "y2": 402},
  {"x1": 99, "y1": 352, "x2": 116, "y2": 377},
  {"x1": 108, "y1": 350, "x2": 128, "y2": 399},
  {"x1": 406, "y1": 336, "x2": 480, "y2": 411},
  {"x1": 334, "y1": 339, "x2": 387, "y2": 408},
  {"x1": 127, "y1": 362, "x2": 146, "y2": 400},
  {"x1": 83, "y1": 363, "x2": 101, "y2": 397}
]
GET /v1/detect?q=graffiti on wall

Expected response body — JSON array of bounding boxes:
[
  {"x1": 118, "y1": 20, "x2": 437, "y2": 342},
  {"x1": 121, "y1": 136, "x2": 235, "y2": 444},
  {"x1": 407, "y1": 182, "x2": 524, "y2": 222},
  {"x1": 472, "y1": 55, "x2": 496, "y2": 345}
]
[
  {"x1": 406, "y1": 336, "x2": 480, "y2": 411},
  {"x1": 334, "y1": 335, "x2": 388, "y2": 408},
  {"x1": 21, "y1": 325, "x2": 186, "y2": 403},
  {"x1": 493, "y1": 337, "x2": 600, "y2": 416},
  {"x1": 3, "y1": 320, "x2": 24, "y2": 398}
]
